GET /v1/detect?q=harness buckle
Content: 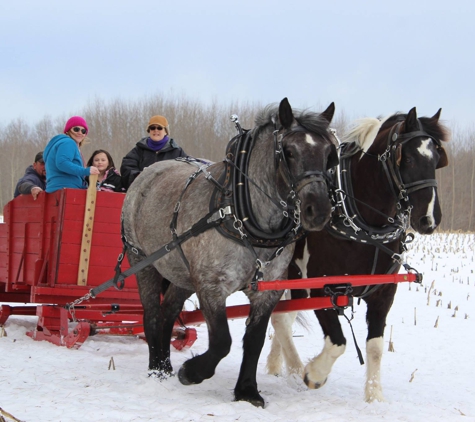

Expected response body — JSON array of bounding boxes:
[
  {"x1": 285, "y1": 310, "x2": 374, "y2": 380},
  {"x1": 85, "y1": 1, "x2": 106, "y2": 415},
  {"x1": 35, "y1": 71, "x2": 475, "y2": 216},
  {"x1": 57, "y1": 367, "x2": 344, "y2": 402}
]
[
  {"x1": 391, "y1": 253, "x2": 403, "y2": 264},
  {"x1": 275, "y1": 247, "x2": 284, "y2": 257},
  {"x1": 219, "y1": 206, "x2": 232, "y2": 219}
]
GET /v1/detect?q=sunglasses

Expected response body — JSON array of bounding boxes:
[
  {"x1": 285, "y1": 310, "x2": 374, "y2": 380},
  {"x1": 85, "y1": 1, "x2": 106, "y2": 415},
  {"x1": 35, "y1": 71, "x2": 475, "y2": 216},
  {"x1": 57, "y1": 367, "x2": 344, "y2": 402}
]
[
  {"x1": 149, "y1": 125, "x2": 164, "y2": 131},
  {"x1": 72, "y1": 127, "x2": 87, "y2": 134}
]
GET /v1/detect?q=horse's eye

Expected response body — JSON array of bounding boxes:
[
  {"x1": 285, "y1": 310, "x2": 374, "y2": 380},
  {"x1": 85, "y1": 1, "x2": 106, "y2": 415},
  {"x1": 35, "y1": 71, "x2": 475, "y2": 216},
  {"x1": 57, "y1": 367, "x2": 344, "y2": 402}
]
[{"x1": 284, "y1": 148, "x2": 293, "y2": 158}]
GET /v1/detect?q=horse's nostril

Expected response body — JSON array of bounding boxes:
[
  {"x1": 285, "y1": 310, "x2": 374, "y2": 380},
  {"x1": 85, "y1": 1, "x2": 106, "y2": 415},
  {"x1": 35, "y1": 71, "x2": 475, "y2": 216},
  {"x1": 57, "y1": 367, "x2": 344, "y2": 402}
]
[
  {"x1": 420, "y1": 216, "x2": 431, "y2": 228},
  {"x1": 305, "y1": 204, "x2": 315, "y2": 217}
]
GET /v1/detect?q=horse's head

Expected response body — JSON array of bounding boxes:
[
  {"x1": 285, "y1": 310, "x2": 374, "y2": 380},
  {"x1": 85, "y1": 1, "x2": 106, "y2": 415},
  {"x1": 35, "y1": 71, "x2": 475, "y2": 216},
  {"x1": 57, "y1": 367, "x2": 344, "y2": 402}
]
[
  {"x1": 379, "y1": 107, "x2": 449, "y2": 234},
  {"x1": 275, "y1": 98, "x2": 338, "y2": 231}
]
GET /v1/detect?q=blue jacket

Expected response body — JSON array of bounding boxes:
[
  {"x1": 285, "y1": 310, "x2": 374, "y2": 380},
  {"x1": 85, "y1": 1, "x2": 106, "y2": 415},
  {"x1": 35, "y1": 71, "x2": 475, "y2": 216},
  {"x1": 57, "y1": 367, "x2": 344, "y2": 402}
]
[
  {"x1": 44, "y1": 134, "x2": 90, "y2": 193},
  {"x1": 13, "y1": 165, "x2": 47, "y2": 198}
]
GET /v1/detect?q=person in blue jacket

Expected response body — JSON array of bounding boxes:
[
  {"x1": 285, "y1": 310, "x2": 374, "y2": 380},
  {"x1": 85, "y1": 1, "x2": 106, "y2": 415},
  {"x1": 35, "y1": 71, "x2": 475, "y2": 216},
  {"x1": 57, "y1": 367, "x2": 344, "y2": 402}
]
[
  {"x1": 44, "y1": 116, "x2": 99, "y2": 193},
  {"x1": 14, "y1": 151, "x2": 47, "y2": 200}
]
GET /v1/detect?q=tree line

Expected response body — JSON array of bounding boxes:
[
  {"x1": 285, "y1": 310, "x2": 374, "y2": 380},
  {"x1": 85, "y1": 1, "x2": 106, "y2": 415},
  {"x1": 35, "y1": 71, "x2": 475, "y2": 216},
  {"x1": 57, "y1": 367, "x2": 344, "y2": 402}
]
[{"x1": 0, "y1": 94, "x2": 472, "y2": 232}]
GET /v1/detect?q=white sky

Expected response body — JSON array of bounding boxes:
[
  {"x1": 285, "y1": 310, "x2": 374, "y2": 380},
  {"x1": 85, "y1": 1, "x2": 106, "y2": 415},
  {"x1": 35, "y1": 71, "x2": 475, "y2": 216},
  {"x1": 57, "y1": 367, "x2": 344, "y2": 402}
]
[{"x1": 1, "y1": 0, "x2": 474, "y2": 128}]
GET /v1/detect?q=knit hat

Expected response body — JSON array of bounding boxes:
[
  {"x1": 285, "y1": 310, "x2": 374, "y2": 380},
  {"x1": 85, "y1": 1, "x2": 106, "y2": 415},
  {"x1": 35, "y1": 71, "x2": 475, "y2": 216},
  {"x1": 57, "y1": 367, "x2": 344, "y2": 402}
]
[
  {"x1": 147, "y1": 115, "x2": 169, "y2": 134},
  {"x1": 34, "y1": 151, "x2": 44, "y2": 163},
  {"x1": 64, "y1": 116, "x2": 89, "y2": 134}
]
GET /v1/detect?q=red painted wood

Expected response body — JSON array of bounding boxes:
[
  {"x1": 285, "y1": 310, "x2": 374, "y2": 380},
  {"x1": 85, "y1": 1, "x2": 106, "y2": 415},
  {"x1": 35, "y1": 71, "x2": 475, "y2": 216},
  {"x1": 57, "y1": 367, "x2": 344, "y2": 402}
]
[{"x1": 254, "y1": 273, "x2": 418, "y2": 291}]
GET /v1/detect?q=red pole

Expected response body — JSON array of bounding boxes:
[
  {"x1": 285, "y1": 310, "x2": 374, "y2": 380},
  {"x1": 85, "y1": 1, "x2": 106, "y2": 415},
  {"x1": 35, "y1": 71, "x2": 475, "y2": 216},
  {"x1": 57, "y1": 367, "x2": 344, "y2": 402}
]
[{"x1": 253, "y1": 273, "x2": 418, "y2": 291}]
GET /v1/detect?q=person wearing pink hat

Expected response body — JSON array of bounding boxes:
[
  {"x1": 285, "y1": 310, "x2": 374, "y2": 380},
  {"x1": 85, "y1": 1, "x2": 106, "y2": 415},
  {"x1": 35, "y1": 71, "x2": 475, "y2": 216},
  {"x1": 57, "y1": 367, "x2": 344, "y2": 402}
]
[
  {"x1": 43, "y1": 116, "x2": 100, "y2": 193},
  {"x1": 120, "y1": 114, "x2": 187, "y2": 190}
]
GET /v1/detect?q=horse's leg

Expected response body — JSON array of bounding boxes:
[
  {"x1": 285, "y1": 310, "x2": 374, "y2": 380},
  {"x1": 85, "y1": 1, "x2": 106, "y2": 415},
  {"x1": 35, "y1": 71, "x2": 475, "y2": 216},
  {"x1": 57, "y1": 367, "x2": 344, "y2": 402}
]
[
  {"x1": 364, "y1": 284, "x2": 397, "y2": 402},
  {"x1": 177, "y1": 288, "x2": 232, "y2": 386},
  {"x1": 267, "y1": 311, "x2": 304, "y2": 376},
  {"x1": 128, "y1": 253, "x2": 170, "y2": 376},
  {"x1": 303, "y1": 308, "x2": 346, "y2": 389},
  {"x1": 156, "y1": 282, "x2": 194, "y2": 376},
  {"x1": 266, "y1": 314, "x2": 284, "y2": 375},
  {"x1": 235, "y1": 289, "x2": 283, "y2": 407}
]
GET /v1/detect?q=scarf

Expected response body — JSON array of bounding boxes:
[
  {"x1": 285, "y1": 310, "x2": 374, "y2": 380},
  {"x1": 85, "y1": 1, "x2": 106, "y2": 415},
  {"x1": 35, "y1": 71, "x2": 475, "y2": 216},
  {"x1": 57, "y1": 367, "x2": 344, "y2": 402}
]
[{"x1": 146, "y1": 135, "x2": 169, "y2": 151}]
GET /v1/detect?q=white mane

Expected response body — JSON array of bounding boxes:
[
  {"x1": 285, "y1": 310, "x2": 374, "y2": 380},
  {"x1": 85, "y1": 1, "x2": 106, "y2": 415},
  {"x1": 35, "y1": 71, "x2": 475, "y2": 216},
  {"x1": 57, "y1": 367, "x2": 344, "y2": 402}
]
[{"x1": 342, "y1": 117, "x2": 389, "y2": 153}]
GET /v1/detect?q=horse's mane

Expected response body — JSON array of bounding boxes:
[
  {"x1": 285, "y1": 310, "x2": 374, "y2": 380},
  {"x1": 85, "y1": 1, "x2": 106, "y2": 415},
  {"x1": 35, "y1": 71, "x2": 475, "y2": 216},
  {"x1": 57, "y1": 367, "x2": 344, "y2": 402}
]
[
  {"x1": 341, "y1": 117, "x2": 385, "y2": 153},
  {"x1": 254, "y1": 104, "x2": 332, "y2": 138},
  {"x1": 343, "y1": 111, "x2": 450, "y2": 153}
]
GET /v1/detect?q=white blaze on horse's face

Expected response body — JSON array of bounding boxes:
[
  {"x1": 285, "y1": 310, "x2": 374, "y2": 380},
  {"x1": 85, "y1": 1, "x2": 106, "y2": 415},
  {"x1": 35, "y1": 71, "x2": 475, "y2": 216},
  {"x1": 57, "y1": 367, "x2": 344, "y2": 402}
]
[
  {"x1": 305, "y1": 133, "x2": 316, "y2": 146},
  {"x1": 425, "y1": 188, "x2": 438, "y2": 230},
  {"x1": 417, "y1": 138, "x2": 435, "y2": 160}
]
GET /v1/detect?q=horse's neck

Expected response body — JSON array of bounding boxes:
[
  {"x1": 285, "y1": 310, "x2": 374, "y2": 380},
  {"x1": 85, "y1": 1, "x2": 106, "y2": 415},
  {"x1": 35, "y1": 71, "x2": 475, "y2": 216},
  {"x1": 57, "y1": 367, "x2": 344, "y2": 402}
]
[
  {"x1": 247, "y1": 137, "x2": 284, "y2": 231},
  {"x1": 351, "y1": 153, "x2": 398, "y2": 226}
]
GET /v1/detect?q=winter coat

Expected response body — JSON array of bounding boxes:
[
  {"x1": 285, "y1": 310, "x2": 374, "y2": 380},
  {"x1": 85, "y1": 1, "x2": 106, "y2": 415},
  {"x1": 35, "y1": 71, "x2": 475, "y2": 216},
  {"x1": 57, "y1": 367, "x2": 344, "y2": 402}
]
[
  {"x1": 43, "y1": 134, "x2": 90, "y2": 193},
  {"x1": 97, "y1": 168, "x2": 124, "y2": 193},
  {"x1": 13, "y1": 165, "x2": 47, "y2": 198},
  {"x1": 120, "y1": 137, "x2": 187, "y2": 190}
]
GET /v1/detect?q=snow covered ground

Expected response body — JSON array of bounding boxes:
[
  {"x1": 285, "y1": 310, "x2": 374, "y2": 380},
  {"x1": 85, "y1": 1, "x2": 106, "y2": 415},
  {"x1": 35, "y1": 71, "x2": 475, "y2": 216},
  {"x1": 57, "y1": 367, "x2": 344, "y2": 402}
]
[{"x1": 1, "y1": 233, "x2": 474, "y2": 422}]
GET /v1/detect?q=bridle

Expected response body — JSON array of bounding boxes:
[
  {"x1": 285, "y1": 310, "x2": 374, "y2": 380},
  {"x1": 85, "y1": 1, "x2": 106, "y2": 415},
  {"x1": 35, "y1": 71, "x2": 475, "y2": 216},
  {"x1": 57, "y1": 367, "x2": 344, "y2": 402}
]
[
  {"x1": 378, "y1": 119, "x2": 441, "y2": 204},
  {"x1": 273, "y1": 122, "x2": 331, "y2": 195},
  {"x1": 223, "y1": 116, "x2": 333, "y2": 243}
]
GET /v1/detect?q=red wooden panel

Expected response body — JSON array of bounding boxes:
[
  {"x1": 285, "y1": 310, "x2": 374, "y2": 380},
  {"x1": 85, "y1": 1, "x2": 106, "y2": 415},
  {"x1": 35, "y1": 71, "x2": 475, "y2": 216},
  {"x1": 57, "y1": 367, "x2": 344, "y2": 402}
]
[
  {"x1": 31, "y1": 285, "x2": 140, "y2": 305},
  {"x1": 58, "y1": 244, "x2": 128, "y2": 267},
  {"x1": 56, "y1": 263, "x2": 137, "y2": 288},
  {"x1": 6, "y1": 252, "x2": 38, "y2": 283},
  {"x1": 2, "y1": 188, "x2": 139, "y2": 305},
  {"x1": 62, "y1": 203, "x2": 122, "y2": 224}
]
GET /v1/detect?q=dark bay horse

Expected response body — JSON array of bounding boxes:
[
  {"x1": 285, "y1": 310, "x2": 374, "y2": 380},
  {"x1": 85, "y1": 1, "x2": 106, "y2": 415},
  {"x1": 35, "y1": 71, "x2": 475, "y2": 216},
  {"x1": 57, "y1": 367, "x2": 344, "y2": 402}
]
[
  {"x1": 121, "y1": 98, "x2": 338, "y2": 407},
  {"x1": 267, "y1": 107, "x2": 449, "y2": 401}
]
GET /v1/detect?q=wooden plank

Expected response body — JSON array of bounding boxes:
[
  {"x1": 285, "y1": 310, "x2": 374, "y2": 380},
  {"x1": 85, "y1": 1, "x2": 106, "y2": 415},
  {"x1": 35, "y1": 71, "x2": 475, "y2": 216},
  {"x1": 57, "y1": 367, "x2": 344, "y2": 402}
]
[{"x1": 77, "y1": 175, "x2": 98, "y2": 286}]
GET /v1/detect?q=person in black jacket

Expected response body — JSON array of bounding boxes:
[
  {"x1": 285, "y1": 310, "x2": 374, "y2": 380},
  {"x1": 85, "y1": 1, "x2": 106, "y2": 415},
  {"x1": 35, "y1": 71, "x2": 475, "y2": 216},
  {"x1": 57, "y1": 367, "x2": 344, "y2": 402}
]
[
  {"x1": 14, "y1": 151, "x2": 47, "y2": 200},
  {"x1": 86, "y1": 149, "x2": 124, "y2": 192},
  {"x1": 120, "y1": 115, "x2": 187, "y2": 190}
]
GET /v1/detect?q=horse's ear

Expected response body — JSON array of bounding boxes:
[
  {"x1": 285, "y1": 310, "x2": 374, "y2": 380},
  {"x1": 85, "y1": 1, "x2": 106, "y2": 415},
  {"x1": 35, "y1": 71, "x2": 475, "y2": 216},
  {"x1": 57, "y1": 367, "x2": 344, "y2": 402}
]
[
  {"x1": 430, "y1": 108, "x2": 442, "y2": 123},
  {"x1": 405, "y1": 107, "x2": 419, "y2": 132},
  {"x1": 279, "y1": 97, "x2": 294, "y2": 129},
  {"x1": 436, "y1": 147, "x2": 449, "y2": 169},
  {"x1": 320, "y1": 102, "x2": 335, "y2": 124}
]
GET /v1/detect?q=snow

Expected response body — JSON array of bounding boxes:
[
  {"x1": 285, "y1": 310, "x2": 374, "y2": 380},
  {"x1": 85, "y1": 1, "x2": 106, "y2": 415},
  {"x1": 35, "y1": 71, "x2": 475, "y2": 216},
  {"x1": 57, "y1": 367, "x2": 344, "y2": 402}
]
[{"x1": 1, "y1": 233, "x2": 474, "y2": 422}]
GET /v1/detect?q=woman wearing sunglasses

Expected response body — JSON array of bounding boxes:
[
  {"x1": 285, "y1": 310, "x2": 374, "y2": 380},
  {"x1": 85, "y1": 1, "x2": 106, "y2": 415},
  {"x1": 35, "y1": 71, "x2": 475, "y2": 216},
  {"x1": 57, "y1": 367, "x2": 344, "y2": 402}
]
[
  {"x1": 44, "y1": 116, "x2": 100, "y2": 193},
  {"x1": 120, "y1": 115, "x2": 187, "y2": 190}
]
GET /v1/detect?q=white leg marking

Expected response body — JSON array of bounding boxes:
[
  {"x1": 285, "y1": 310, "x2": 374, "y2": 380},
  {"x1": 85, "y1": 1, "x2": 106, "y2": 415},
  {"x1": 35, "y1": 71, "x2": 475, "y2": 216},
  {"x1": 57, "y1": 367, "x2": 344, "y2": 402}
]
[
  {"x1": 268, "y1": 310, "x2": 304, "y2": 376},
  {"x1": 268, "y1": 239, "x2": 311, "y2": 375},
  {"x1": 267, "y1": 314, "x2": 284, "y2": 375},
  {"x1": 365, "y1": 337, "x2": 385, "y2": 402},
  {"x1": 304, "y1": 336, "x2": 345, "y2": 389}
]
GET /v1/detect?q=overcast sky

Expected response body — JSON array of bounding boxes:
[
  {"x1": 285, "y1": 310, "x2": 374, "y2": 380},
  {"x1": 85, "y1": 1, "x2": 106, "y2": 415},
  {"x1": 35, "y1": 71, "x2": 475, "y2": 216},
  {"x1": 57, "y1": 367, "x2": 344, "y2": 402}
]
[{"x1": 1, "y1": 0, "x2": 474, "y2": 129}]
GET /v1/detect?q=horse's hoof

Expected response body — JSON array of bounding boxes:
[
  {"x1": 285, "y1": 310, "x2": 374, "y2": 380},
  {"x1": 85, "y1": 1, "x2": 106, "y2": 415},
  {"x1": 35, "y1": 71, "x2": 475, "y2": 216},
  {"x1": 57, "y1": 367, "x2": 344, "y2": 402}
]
[
  {"x1": 234, "y1": 387, "x2": 265, "y2": 408},
  {"x1": 303, "y1": 373, "x2": 327, "y2": 389},
  {"x1": 148, "y1": 368, "x2": 174, "y2": 380},
  {"x1": 178, "y1": 365, "x2": 196, "y2": 385}
]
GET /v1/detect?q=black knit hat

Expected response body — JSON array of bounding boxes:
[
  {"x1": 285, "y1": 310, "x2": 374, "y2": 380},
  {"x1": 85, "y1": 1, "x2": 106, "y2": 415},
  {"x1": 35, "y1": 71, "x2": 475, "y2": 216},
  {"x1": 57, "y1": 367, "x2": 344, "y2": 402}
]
[{"x1": 35, "y1": 151, "x2": 44, "y2": 163}]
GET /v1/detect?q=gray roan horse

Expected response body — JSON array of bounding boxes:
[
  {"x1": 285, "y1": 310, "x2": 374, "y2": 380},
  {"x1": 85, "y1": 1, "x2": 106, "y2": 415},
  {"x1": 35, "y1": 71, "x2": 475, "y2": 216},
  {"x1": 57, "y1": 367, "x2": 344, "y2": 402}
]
[
  {"x1": 121, "y1": 98, "x2": 338, "y2": 407},
  {"x1": 267, "y1": 107, "x2": 449, "y2": 402}
]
